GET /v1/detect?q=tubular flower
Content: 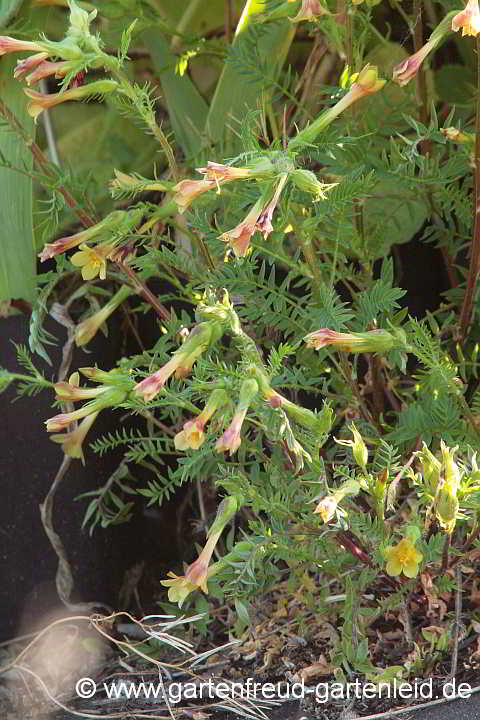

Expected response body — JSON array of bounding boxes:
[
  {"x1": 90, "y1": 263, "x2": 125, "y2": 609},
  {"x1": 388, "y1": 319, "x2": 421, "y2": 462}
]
[
  {"x1": 50, "y1": 411, "x2": 99, "y2": 464},
  {"x1": 70, "y1": 243, "x2": 115, "y2": 280},
  {"x1": 288, "y1": 65, "x2": 385, "y2": 151},
  {"x1": 172, "y1": 179, "x2": 217, "y2": 213},
  {"x1": 39, "y1": 210, "x2": 131, "y2": 262},
  {"x1": 304, "y1": 328, "x2": 398, "y2": 353},
  {"x1": 452, "y1": 0, "x2": 480, "y2": 36},
  {"x1": 384, "y1": 538, "x2": 423, "y2": 578},
  {"x1": 392, "y1": 42, "x2": 436, "y2": 87},
  {"x1": 255, "y1": 174, "x2": 288, "y2": 240},
  {"x1": 215, "y1": 379, "x2": 258, "y2": 455},
  {"x1": 196, "y1": 156, "x2": 275, "y2": 184},
  {"x1": 24, "y1": 79, "x2": 118, "y2": 123},
  {"x1": 53, "y1": 371, "x2": 108, "y2": 402},
  {"x1": 290, "y1": 0, "x2": 329, "y2": 22},
  {"x1": 256, "y1": 374, "x2": 332, "y2": 433},
  {"x1": 219, "y1": 197, "x2": 265, "y2": 258},
  {"x1": 196, "y1": 162, "x2": 253, "y2": 182},
  {"x1": 0, "y1": 37, "x2": 47, "y2": 56},
  {"x1": 161, "y1": 497, "x2": 238, "y2": 606},
  {"x1": 174, "y1": 389, "x2": 229, "y2": 451},
  {"x1": 13, "y1": 52, "x2": 49, "y2": 79},
  {"x1": 23, "y1": 60, "x2": 72, "y2": 85},
  {"x1": 134, "y1": 321, "x2": 222, "y2": 402},
  {"x1": 75, "y1": 286, "x2": 133, "y2": 347},
  {"x1": 174, "y1": 419, "x2": 206, "y2": 451},
  {"x1": 134, "y1": 356, "x2": 191, "y2": 401},
  {"x1": 46, "y1": 380, "x2": 128, "y2": 461},
  {"x1": 393, "y1": 13, "x2": 453, "y2": 86},
  {"x1": 45, "y1": 387, "x2": 126, "y2": 432},
  {"x1": 109, "y1": 169, "x2": 172, "y2": 195},
  {"x1": 39, "y1": 229, "x2": 96, "y2": 262}
]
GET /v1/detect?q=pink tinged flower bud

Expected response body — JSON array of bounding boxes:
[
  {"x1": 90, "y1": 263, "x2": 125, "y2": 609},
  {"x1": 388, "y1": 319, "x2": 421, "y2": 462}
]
[
  {"x1": 24, "y1": 79, "x2": 118, "y2": 123},
  {"x1": 184, "y1": 532, "x2": 220, "y2": 593},
  {"x1": 215, "y1": 378, "x2": 258, "y2": 455},
  {"x1": 39, "y1": 229, "x2": 92, "y2": 262},
  {"x1": 172, "y1": 179, "x2": 217, "y2": 213},
  {"x1": 215, "y1": 414, "x2": 245, "y2": 455},
  {"x1": 53, "y1": 380, "x2": 106, "y2": 402},
  {"x1": 255, "y1": 174, "x2": 288, "y2": 241},
  {"x1": 75, "y1": 285, "x2": 132, "y2": 347},
  {"x1": 45, "y1": 403, "x2": 98, "y2": 431},
  {"x1": 134, "y1": 354, "x2": 190, "y2": 402},
  {"x1": 392, "y1": 42, "x2": 435, "y2": 87},
  {"x1": 351, "y1": 64, "x2": 387, "y2": 96},
  {"x1": 25, "y1": 60, "x2": 71, "y2": 86},
  {"x1": 50, "y1": 411, "x2": 99, "y2": 464},
  {"x1": 220, "y1": 197, "x2": 265, "y2": 258},
  {"x1": 135, "y1": 322, "x2": 219, "y2": 401},
  {"x1": 14, "y1": 53, "x2": 49, "y2": 79},
  {"x1": 196, "y1": 162, "x2": 252, "y2": 181},
  {"x1": 0, "y1": 37, "x2": 46, "y2": 56},
  {"x1": 290, "y1": 0, "x2": 329, "y2": 22},
  {"x1": 304, "y1": 328, "x2": 396, "y2": 353},
  {"x1": 452, "y1": 0, "x2": 480, "y2": 36},
  {"x1": 266, "y1": 390, "x2": 284, "y2": 409}
]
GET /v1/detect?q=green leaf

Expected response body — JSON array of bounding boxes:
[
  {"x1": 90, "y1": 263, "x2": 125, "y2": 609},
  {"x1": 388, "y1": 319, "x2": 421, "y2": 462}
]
[
  {"x1": 0, "y1": 54, "x2": 36, "y2": 303},
  {"x1": 363, "y1": 178, "x2": 428, "y2": 258}
]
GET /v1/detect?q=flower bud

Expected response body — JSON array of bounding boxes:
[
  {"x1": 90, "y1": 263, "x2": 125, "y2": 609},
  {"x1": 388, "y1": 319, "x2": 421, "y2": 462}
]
[
  {"x1": 335, "y1": 424, "x2": 368, "y2": 469},
  {"x1": 434, "y1": 486, "x2": 460, "y2": 534},
  {"x1": 415, "y1": 442, "x2": 442, "y2": 493},
  {"x1": 304, "y1": 328, "x2": 399, "y2": 353},
  {"x1": 290, "y1": 169, "x2": 337, "y2": 200},
  {"x1": 75, "y1": 286, "x2": 133, "y2": 346},
  {"x1": 24, "y1": 79, "x2": 118, "y2": 123},
  {"x1": 215, "y1": 379, "x2": 258, "y2": 455}
]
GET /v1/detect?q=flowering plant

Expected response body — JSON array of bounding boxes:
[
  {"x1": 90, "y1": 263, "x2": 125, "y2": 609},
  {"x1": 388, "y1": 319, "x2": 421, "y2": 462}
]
[{"x1": 1, "y1": 0, "x2": 480, "y2": 702}]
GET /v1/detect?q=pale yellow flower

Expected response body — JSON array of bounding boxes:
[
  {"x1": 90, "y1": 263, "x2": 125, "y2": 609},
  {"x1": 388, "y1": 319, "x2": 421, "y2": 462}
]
[
  {"x1": 70, "y1": 244, "x2": 114, "y2": 280},
  {"x1": 384, "y1": 538, "x2": 423, "y2": 578},
  {"x1": 174, "y1": 420, "x2": 205, "y2": 450}
]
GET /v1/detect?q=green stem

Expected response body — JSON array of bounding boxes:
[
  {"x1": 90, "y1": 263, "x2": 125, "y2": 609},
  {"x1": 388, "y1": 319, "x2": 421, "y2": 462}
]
[
  {"x1": 413, "y1": 0, "x2": 429, "y2": 132},
  {"x1": 109, "y1": 67, "x2": 178, "y2": 181},
  {"x1": 459, "y1": 36, "x2": 480, "y2": 340}
]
